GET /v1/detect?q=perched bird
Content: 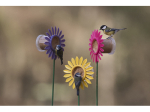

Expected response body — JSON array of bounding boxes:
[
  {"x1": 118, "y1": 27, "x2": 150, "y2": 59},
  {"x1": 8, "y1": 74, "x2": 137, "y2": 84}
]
[
  {"x1": 74, "y1": 72, "x2": 82, "y2": 96},
  {"x1": 55, "y1": 45, "x2": 63, "y2": 65},
  {"x1": 99, "y1": 25, "x2": 127, "y2": 39}
]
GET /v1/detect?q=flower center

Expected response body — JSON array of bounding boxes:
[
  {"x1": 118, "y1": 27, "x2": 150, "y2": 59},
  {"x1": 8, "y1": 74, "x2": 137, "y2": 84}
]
[
  {"x1": 71, "y1": 66, "x2": 85, "y2": 80},
  {"x1": 51, "y1": 36, "x2": 60, "y2": 50},
  {"x1": 92, "y1": 39, "x2": 98, "y2": 53}
]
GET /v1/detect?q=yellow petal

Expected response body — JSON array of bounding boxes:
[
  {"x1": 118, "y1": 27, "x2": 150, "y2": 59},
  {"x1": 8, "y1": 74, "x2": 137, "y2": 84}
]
[
  {"x1": 65, "y1": 65, "x2": 72, "y2": 70},
  {"x1": 86, "y1": 67, "x2": 93, "y2": 71},
  {"x1": 85, "y1": 78, "x2": 92, "y2": 84},
  {"x1": 79, "y1": 57, "x2": 83, "y2": 65},
  {"x1": 65, "y1": 77, "x2": 73, "y2": 82},
  {"x1": 76, "y1": 56, "x2": 79, "y2": 65},
  {"x1": 84, "y1": 62, "x2": 91, "y2": 68},
  {"x1": 63, "y1": 74, "x2": 71, "y2": 78},
  {"x1": 63, "y1": 69, "x2": 71, "y2": 73},
  {"x1": 68, "y1": 61, "x2": 73, "y2": 68},
  {"x1": 80, "y1": 82, "x2": 84, "y2": 90},
  {"x1": 69, "y1": 79, "x2": 74, "y2": 86},
  {"x1": 72, "y1": 83, "x2": 75, "y2": 89},
  {"x1": 71, "y1": 58, "x2": 76, "y2": 66},
  {"x1": 86, "y1": 71, "x2": 94, "y2": 75},
  {"x1": 86, "y1": 75, "x2": 94, "y2": 80},
  {"x1": 82, "y1": 59, "x2": 87, "y2": 66},
  {"x1": 83, "y1": 80, "x2": 88, "y2": 88}
]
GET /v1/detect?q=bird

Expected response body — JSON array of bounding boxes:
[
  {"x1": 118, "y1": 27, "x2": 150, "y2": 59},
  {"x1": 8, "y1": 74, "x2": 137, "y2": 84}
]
[
  {"x1": 74, "y1": 72, "x2": 82, "y2": 96},
  {"x1": 55, "y1": 45, "x2": 63, "y2": 65},
  {"x1": 99, "y1": 25, "x2": 127, "y2": 39}
]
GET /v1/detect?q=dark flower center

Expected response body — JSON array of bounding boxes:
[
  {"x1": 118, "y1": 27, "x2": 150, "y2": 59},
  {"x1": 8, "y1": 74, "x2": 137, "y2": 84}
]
[
  {"x1": 51, "y1": 36, "x2": 60, "y2": 50},
  {"x1": 92, "y1": 39, "x2": 98, "y2": 53},
  {"x1": 72, "y1": 66, "x2": 84, "y2": 78}
]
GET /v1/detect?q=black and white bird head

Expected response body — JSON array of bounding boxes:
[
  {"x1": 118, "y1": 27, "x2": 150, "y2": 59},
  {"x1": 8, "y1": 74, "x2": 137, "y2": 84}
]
[
  {"x1": 56, "y1": 45, "x2": 61, "y2": 50},
  {"x1": 100, "y1": 25, "x2": 107, "y2": 31},
  {"x1": 75, "y1": 72, "x2": 81, "y2": 77}
]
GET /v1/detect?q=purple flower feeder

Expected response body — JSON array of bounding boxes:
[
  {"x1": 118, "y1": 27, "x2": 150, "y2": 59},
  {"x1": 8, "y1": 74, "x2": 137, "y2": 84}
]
[{"x1": 44, "y1": 26, "x2": 65, "y2": 60}]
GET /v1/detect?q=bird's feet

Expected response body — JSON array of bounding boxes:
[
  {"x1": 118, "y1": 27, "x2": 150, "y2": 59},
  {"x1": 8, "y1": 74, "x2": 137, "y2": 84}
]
[
  {"x1": 107, "y1": 35, "x2": 113, "y2": 39},
  {"x1": 107, "y1": 36, "x2": 112, "y2": 39}
]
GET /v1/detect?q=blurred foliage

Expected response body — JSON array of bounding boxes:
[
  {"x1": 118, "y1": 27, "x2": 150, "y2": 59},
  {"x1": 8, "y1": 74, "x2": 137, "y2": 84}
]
[{"x1": 0, "y1": 6, "x2": 150, "y2": 105}]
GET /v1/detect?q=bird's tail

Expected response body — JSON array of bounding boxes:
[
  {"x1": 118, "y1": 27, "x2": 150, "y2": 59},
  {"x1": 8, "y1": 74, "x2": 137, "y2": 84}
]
[
  {"x1": 77, "y1": 89, "x2": 79, "y2": 96},
  {"x1": 119, "y1": 28, "x2": 127, "y2": 30},
  {"x1": 61, "y1": 59, "x2": 63, "y2": 65}
]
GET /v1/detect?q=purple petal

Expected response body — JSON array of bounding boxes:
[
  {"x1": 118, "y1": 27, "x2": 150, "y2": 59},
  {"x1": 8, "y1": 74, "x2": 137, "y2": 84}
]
[
  {"x1": 59, "y1": 31, "x2": 62, "y2": 36},
  {"x1": 46, "y1": 49, "x2": 51, "y2": 54},
  {"x1": 60, "y1": 35, "x2": 64, "y2": 39},
  {"x1": 44, "y1": 46, "x2": 50, "y2": 50},
  {"x1": 46, "y1": 33, "x2": 50, "y2": 38},
  {"x1": 57, "y1": 28, "x2": 59, "y2": 35},
  {"x1": 48, "y1": 29, "x2": 52, "y2": 36},
  {"x1": 61, "y1": 44, "x2": 65, "y2": 47},
  {"x1": 61, "y1": 39, "x2": 65, "y2": 42},
  {"x1": 44, "y1": 42, "x2": 50, "y2": 45},
  {"x1": 62, "y1": 47, "x2": 64, "y2": 51},
  {"x1": 52, "y1": 27, "x2": 54, "y2": 35},
  {"x1": 52, "y1": 52, "x2": 55, "y2": 59},
  {"x1": 55, "y1": 26, "x2": 56, "y2": 35},
  {"x1": 49, "y1": 51, "x2": 53, "y2": 57},
  {"x1": 45, "y1": 37, "x2": 50, "y2": 41},
  {"x1": 54, "y1": 55, "x2": 57, "y2": 60}
]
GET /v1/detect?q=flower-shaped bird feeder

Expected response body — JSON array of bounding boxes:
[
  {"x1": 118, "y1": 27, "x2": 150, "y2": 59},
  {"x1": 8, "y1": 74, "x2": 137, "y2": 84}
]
[
  {"x1": 36, "y1": 26, "x2": 65, "y2": 106},
  {"x1": 89, "y1": 29, "x2": 116, "y2": 105},
  {"x1": 63, "y1": 56, "x2": 94, "y2": 105}
]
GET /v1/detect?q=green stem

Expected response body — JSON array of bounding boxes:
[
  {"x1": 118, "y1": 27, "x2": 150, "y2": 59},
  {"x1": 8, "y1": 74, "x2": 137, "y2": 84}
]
[
  {"x1": 96, "y1": 62, "x2": 98, "y2": 106},
  {"x1": 52, "y1": 59, "x2": 55, "y2": 106},
  {"x1": 78, "y1": 92, "x2": 80, "y2": 106}
]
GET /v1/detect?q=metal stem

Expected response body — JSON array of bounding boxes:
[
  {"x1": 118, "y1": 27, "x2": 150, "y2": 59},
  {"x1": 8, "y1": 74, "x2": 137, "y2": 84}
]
[
  {"x1": 78, "y1": 91, "x2": 80, "y2": 106},
  {"x1": 96, "y1": 62, "x2": 98, "y2": 106},
  {"x1": 51, "y1": 59, "x2": 55, "y2": 106}
]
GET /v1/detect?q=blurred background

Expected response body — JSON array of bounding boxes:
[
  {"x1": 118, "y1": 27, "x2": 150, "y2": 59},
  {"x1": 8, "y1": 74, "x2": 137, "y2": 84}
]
[{"x1": 0, "y1": 6, "x2": 150, "y2": 105}]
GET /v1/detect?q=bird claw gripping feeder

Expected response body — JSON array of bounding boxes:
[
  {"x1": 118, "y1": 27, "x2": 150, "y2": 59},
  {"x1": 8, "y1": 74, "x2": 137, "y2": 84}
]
[
  {"x1": 89, "y1": 29, "x2": 116, "y2": 106},
  {"x1": 36, "y1": 26, "x2": 65, "y2": 106},
  {"x1": 63, "y1": 56, "x2": 94, "y2": 105}
]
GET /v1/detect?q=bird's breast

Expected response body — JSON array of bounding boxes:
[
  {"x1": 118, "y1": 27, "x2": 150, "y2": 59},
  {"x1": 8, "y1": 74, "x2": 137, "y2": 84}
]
[{"x1": 104, "y1": 30, "x2": 115, "y2": 36}]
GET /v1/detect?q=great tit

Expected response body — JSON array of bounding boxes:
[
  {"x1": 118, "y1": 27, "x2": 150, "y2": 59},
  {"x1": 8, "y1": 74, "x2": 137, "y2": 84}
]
[
  {"x1": 74, "y1": 72, "x2": 82, "y2": 96},
  {"x1": 99, "y1": 25, "x2": 127, "y2": 38},
  {"x1": 55, "y1": 45, "x2": 63, "y2": 65}
]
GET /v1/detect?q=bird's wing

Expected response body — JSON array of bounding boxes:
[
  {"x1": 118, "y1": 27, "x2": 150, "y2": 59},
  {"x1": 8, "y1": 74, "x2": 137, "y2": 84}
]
[
  {"x1": 55, "y1": 49, "x2": 58, "y2": 56},
  {"x1": 105, "y1": 28, "x2": 117, "y2": 32},
  {"x1": 57, "y1": 49, "x2": 63, "y2": 56}
]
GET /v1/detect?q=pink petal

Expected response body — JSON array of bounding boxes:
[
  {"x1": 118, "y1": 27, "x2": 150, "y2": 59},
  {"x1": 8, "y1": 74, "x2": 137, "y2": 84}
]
[
  {"x1": 95, "y1": 54, "x2": 97, "y2": 62},
  {"x1": 98, "y1": 54, "x2": 101, "y2": 60},
  {"x1": 93, "y1": 54, "x2": 95, "y2": 62},
  {"x1": 89, "y1": 47, "x2": 92, "y2": 51},
  {"x1": 90, "y1": 51, "x2": 93, "y2": 55},
  {"x1": 100, "y1": 44, "x2": 104, "y2": 47},
  {"x1": 100, "y1": 48, "x2": 104, "y2": 52},
  {"x1": 99, "y1": 51, "x2": 103, "y2": 56},
  {"x1": 91, "y1": 53, "x2": 94, "y2": 60}
]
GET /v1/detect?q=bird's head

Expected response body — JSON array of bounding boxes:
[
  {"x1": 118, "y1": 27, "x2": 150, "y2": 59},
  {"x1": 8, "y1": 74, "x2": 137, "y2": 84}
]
[
  {"x1": 56, "y1": 45, "x2": 61, "y2": 50},
  {"x1": 100, "y1": 25, "x2": 107, "y2": 30},
  {"x1": 75, "y1": 72, "x2": 81, "y2": 77}
]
